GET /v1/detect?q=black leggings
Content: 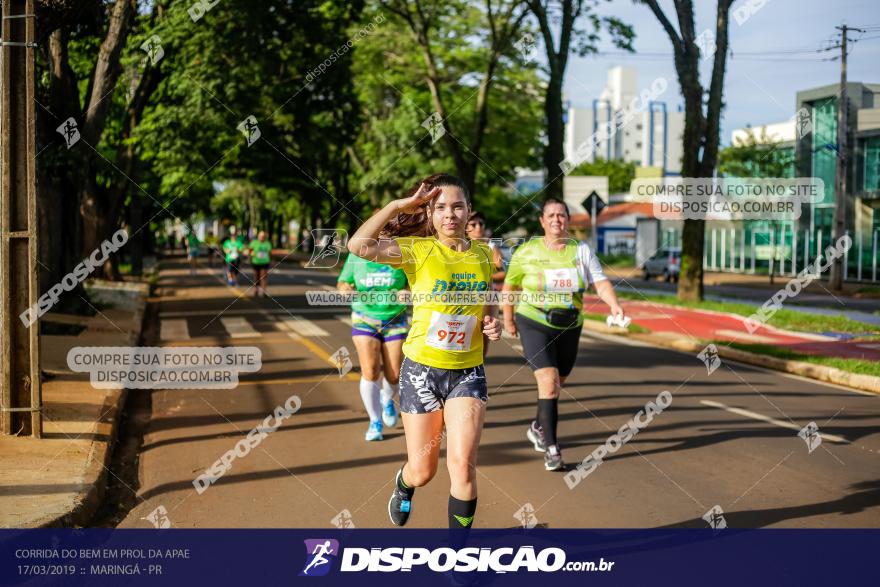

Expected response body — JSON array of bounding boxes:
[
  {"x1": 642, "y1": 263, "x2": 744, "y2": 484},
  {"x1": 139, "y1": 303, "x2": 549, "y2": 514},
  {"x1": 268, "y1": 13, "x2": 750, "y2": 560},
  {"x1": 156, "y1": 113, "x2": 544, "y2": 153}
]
[{"x1": 515, "y1": 313, "x2": 582, "y2": 377}]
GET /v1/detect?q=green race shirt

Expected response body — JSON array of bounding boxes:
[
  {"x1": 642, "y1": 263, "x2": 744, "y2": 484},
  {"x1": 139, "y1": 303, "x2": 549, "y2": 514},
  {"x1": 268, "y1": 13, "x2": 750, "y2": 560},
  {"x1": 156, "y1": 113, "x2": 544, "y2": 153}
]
[
  {"x1": 223, "y1": 238, "x2": 244, "y2": 262},
  {"x1": 338, "y1": 254, "x2": 408, "y2": 321},
  {"x1": 249, "y1": 240, "x2": 272, "y2": 265},
  {"x1": 504, "y1": 238, "x2": 585, "y2": 329}
]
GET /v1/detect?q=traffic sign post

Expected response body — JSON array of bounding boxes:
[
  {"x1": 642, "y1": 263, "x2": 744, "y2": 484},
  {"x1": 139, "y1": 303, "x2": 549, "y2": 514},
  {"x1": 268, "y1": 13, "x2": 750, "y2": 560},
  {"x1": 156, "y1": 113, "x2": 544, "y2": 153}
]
[{"x1": 581, "y1": 191, "x2": 605, "y2": 253}]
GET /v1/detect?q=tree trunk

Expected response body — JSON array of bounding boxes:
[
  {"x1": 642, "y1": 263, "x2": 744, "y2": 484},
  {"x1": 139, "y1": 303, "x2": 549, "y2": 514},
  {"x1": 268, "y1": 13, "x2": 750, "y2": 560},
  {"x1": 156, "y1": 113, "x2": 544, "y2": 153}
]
[
  {"x1": 674, "y1": 51, "x2": 707, "y2": 302},
  {"x1": 129, "y1": 197, "x2": 143, "y2": 275},
  {"x1": 678, "y1": 219, "x2": 704, "y2": 301},
  {"x1": 79, "y1": 181, "x2": 121, "y2": 281},
  {"x1": 543, "y1": 76, "x2": 565, "y2": 200}
]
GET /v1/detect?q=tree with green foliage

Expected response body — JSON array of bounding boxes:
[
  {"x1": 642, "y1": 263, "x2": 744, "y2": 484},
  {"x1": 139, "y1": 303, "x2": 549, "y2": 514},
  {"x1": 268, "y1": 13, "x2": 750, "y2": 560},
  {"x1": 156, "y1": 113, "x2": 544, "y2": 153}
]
[
  {"x1": 718, "y1": 127, "x2": 795, "y2": 178},
  {"x1": 570, "y1": 157, "x2": 636, "y2": 193},
  {"x1": 36, "y1": 0, "x2": 168, "y2": 284},
  {"x1": 637, "y1": 0, "x2": 735, "y2": 302},
  {"x1": 526, "y1": 0, "x2": 634, "y2": 200},
  {"x1": 376, "y1": 0, "x2": 538, "y2": 199},
  {"x1": 136, "y1": 1, "x2": 366, "y2": 240}
]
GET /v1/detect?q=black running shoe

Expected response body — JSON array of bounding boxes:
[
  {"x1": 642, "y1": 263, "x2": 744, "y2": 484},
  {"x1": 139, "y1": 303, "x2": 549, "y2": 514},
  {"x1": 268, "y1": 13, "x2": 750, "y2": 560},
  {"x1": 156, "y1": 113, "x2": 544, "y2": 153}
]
[
  {"x1": 388, "y1": 469, "x2": 414, "y2": 526},
  {"x1": 544, "y1": 444, "x2": 564, "y2": 471},
  {"x1": 526, "y1": 421, "x2": 546, "y2": 453}
]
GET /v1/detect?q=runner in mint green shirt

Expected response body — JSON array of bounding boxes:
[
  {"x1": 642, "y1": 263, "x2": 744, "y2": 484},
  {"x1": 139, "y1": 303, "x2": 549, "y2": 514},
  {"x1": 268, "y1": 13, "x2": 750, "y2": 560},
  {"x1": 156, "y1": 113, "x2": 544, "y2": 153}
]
[
  {"x1": 337, "y1": 253, "x2": 409, "y2": 442},
  {"x1": 222, "y1": 227, "x2": 245, "y2": 286},
  {"x1": 502, "y1": 197, "x2": 625, "y2": 473},
  {"x1": 185, "y1": 230, "x2": 200, "y2": 275},
  {"x1": 247, "y1": 231, "x2": 273, "y2": 298}
]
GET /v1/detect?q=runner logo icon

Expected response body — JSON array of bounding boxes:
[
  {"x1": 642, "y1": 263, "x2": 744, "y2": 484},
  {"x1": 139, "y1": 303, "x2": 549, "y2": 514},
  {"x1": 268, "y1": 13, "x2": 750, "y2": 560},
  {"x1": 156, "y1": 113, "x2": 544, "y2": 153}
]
[{"x1": 300, "y1": 539, "x2": 340, "y2": 577}]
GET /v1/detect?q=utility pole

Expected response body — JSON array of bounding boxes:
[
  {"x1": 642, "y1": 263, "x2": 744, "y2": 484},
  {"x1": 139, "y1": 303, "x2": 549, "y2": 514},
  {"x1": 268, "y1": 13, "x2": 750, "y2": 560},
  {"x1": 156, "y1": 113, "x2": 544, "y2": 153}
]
[
  {"x1": 0, "y1": 0, "x2": 41, "y2": 436},
  {"x1": 829, "y1": 24, "x2": 861, "y2": 291}
]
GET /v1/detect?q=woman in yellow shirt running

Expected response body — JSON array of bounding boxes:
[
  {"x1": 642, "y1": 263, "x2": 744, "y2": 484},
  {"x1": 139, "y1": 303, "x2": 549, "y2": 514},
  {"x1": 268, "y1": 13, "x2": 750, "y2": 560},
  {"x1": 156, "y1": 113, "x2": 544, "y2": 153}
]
[{"x1": 348, "y1": 173, "x2": 501, "y2": 530}]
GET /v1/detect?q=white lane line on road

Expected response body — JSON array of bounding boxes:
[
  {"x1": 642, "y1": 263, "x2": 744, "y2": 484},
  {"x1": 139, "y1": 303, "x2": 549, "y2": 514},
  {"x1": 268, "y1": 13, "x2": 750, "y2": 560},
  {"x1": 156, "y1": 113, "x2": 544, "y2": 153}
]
[
  {"x1": 160, "y1": 319, "x2": 189, "y2": 341},
  {"x1": 280, "y1": 317, "x2": 330, "y2": 337},
  {"x1": 701, "y1": 400, "x2": 849, "y2": 444},
  {"x1": 220, "y1": 317, "x2": 260, "y2": 339},
  {"x1": 337, "y1": 316, "x2": 352, "y2": 326}
]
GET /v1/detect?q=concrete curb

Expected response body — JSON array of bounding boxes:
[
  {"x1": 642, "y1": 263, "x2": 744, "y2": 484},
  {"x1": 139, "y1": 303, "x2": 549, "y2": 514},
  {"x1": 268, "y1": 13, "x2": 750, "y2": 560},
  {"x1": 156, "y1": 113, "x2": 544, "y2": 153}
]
[
  {"x1": 38, "y1": 281, "x2": 149, "y2": 528},
  {"x1": 581, "y1": 320, "x2": 880, "y2": 396},
  {"x1": 40, "y1": 389, "x2": 127, "y2": 528}
]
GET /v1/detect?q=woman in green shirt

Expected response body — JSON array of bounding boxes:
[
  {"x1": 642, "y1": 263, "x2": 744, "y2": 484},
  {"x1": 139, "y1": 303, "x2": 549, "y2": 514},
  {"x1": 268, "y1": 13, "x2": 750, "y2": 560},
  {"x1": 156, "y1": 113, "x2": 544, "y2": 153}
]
[
  {"x1": 337, "y1": 253, "x2": 409, "y2": 441},
  {"x1": 247, "y1": 231, "x2": 273, "y2": 298},
  {"x1": 222, "y1": 227, "x2": 245, "y2": 286},
  {"x1": 502, "y1": 197, "x2": 626, "y2": 472}
]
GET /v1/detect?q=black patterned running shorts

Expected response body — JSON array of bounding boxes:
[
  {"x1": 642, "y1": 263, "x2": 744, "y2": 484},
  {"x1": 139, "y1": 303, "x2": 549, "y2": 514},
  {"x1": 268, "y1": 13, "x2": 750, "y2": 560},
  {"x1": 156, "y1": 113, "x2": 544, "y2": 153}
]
[{"x1": 399, "y1": 356, "x2": 488, "y2": 414}]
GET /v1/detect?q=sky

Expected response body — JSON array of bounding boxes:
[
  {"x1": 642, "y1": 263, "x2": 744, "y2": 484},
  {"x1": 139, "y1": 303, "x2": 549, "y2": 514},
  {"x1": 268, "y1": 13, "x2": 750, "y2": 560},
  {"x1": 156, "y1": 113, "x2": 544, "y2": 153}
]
[{"x1": 562, "y1": 0, "x2": 880, "y2": 146}]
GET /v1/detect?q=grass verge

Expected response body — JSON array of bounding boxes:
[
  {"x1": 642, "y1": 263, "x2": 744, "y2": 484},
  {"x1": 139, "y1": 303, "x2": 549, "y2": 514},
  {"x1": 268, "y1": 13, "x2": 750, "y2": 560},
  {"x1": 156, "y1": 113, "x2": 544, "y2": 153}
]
[
  {"x1": 722, "y1": 341, "x2": 880, "y2": 378},
  {"x1": 615, "y1": 291, "x2": 878, "y2": 335}
]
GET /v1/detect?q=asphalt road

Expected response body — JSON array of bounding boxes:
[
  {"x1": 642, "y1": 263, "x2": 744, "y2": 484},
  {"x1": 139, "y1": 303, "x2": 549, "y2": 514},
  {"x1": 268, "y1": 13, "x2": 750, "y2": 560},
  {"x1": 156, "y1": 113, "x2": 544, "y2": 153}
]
[{"x1": 115, "y1": 258, "x2": 880, "y2": 529}]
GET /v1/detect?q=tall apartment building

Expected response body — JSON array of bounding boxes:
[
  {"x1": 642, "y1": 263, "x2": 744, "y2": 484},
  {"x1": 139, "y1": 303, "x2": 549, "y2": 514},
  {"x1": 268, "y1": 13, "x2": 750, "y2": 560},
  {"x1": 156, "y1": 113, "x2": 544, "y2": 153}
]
[{"x1": 563, "y1": 66, "x2": 685, "y2": 175}]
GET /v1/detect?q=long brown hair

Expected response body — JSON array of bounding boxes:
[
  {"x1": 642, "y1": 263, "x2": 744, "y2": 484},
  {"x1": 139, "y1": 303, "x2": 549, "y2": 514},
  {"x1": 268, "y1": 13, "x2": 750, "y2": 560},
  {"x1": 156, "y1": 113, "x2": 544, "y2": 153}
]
[{"x1": 381, "y1": 173, "x2": 470, "y2": 237}]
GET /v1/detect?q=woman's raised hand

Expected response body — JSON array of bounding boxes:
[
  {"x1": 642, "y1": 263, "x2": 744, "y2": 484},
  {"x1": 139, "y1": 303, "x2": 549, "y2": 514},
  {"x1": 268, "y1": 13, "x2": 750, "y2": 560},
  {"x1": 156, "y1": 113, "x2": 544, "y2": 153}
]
[{"x1": 396, "y1": 183, "x2": 441, "y2": 214}]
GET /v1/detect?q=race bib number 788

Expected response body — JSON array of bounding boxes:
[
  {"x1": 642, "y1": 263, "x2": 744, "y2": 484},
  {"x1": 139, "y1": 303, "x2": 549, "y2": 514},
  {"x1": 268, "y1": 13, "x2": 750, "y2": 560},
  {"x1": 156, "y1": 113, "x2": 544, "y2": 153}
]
[{"x1": 544, "y1": 268, "x2": 578, "y2": 292}]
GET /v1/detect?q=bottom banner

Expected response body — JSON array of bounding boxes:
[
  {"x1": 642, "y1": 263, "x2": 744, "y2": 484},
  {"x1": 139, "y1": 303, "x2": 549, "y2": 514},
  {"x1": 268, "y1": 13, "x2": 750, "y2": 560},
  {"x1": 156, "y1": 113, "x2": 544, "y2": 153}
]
[{"x1": 2, "y1": 528, "x2": 876, "y2": 585}]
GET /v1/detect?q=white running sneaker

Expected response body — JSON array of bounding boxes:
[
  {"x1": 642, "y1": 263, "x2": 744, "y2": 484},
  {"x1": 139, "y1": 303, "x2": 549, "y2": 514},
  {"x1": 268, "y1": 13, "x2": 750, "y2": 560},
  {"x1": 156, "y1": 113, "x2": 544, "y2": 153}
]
[{"x1": 365, "y1": 420, "x2": 383, "y2": 441}]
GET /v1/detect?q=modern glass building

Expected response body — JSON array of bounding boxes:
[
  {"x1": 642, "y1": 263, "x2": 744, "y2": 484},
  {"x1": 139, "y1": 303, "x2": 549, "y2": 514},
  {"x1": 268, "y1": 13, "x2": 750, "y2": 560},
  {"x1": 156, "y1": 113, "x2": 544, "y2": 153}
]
[
  {"x1": 794, "y1": 82, "x2": 880, "y2": 281},
  {"x1": 707, "y1": 81, "x2": 880, "y2": 282}
]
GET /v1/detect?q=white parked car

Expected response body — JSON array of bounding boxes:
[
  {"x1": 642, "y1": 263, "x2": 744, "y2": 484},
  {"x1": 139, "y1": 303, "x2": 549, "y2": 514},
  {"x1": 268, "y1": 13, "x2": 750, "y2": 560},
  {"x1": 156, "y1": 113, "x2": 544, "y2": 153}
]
[{"x1": 643, "y1": 247, "x2": 681, "y2": 282}]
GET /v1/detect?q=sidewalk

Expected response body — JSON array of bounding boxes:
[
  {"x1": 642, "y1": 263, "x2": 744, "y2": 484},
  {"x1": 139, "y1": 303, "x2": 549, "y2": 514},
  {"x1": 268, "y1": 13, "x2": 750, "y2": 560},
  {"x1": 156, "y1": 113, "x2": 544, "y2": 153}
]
[{"x1": 0, "y1": 280, "x2": 148, "y2": 528}]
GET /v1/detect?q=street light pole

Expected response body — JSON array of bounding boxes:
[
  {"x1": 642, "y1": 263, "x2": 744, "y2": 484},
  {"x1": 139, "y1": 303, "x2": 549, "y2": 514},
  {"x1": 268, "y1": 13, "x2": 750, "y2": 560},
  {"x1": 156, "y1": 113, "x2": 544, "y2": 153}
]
[
  {"x1": 0, "y1": 0, "x2": 41, "y2": 436},
  {"x1": 829, "y1": 24, "x2": 861, "y2": 291}
]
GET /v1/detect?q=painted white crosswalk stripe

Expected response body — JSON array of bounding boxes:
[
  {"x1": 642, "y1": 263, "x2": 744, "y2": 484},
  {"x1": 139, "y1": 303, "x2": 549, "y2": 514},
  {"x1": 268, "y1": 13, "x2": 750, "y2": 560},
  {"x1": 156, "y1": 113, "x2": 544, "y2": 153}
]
[
  {"x1": 337, "y1": 315, "x2": 352, "y2": 326},
  {"x1": 220, "y1": 317, "x2": 260, "y2": 339},
  {"x1": 280, "y1": 316, "x2": 330, "y2": 337},
  {"x1": 161, "y1": 319, "x2": 189, "y2": 341}
]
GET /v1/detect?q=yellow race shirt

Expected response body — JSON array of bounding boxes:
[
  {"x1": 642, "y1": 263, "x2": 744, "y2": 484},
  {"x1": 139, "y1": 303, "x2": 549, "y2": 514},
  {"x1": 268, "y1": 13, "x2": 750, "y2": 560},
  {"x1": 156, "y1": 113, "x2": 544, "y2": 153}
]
[{"x1": 396, "y1": 237, "x2": 493, "y2": 369}]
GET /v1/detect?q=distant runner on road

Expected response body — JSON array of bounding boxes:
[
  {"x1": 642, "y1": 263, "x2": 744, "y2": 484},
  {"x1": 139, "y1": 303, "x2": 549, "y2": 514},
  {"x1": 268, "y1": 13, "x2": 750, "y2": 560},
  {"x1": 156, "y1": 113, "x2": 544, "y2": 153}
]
[
  {"x1": 502, "y1": 197, "x2": 627, "y2": 471},
  {"x1": 222, "y1": 227, "x2": 245, "y2": 287},
  {"x1": 247, "y1": 230, "x2": 273, "y2": 298},
  {"x1": 337, "y1": 252, "x2": 409, "y2": 441},
  {"x1": 348, "y1": 173, "x2": 502, "y2": 532},
  {"x1": 185, "y1": 228, "x2": 200, "y2": 275}
]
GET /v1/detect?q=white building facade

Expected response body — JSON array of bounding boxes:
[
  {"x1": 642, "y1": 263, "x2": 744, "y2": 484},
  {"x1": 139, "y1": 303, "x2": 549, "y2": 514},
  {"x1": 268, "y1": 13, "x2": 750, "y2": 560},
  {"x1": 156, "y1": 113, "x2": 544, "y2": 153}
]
[{"x1": 564, "y1": 67, "x2": 684, "y2": 175}]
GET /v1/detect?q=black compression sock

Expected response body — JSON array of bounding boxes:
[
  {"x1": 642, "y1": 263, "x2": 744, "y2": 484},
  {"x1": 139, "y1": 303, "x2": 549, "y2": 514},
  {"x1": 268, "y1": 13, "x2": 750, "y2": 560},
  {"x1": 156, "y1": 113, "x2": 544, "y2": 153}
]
[
  {"x1": 537, "y1": 398, "x2": 559, "y2": 447},
  {"x1": 448, "y1": 496, "x2": 477, "y2": 549},
  {"x1": 448, "y1": 495, "x2": 477, "y2": 530},
  {"x1": 397, "y1": 466, "x2": 415, "y2": 497}
]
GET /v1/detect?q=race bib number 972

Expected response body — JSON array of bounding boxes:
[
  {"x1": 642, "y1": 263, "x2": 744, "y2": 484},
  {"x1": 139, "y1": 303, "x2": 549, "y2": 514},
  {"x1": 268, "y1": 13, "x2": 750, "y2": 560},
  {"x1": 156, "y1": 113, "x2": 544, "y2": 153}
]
[{"x1": 426, "y1": 312, "x2": 477, "y2": 351}]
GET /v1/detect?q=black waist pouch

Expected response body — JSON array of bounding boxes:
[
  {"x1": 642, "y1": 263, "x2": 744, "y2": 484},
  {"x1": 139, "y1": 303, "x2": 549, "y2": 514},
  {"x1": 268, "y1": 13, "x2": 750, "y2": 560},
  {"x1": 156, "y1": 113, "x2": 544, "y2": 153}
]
[{"x1": 545, "y1": 308, "x2": 580, "y2": 329}]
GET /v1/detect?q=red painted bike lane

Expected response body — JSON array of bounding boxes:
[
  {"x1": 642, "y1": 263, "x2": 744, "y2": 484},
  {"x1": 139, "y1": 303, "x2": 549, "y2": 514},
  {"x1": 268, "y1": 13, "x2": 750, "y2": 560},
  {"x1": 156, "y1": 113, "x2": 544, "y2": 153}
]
[{"x1": 583, "y1": 296, "x2": 880, "y2": 362}]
